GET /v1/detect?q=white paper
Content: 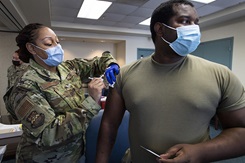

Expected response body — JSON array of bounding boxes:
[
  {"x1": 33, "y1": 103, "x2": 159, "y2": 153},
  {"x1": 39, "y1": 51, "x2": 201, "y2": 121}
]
[{"x1": 0, "y1": 123, "x2": 23, "y2": 139}]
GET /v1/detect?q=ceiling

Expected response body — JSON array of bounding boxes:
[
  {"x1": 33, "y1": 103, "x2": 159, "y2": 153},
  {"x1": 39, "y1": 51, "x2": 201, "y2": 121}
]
[{"x1": 1, "y1": 0, "x2": 245, "y2": 39}]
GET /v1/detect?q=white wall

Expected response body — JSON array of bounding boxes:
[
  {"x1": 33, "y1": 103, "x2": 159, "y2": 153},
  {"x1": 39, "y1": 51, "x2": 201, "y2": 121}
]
[
  {"x1": 116, "y1": 41, "x2": 126, "y2": 66},
  {"x1": 125, "y1": 36, "x2": 154, "y2": 64},
  {"x1": 54, "y1": 30, "x2": 154, "y2": 65},
  {"x1": 61, "y1": 40, "x2": 117, "y2": 60},
  {"x1": 0, "y1": 32, "x2": 18, "y2": 115}
]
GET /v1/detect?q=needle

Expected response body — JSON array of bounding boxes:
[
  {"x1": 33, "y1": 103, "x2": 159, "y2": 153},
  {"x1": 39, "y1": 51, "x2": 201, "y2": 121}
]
[
  {"x1": 88, "y1": 74, "x2": 104, "y2": 80},
  {"x1": 140, "y1": 145, "x2": 161, "y2": 158}
]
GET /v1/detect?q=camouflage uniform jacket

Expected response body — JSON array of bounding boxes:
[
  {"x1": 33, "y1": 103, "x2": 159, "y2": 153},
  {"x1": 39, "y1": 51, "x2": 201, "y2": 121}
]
[
  {"x1": 7, "y1": 63, "x2": 28, "y2": 90},
  {"x1": 4, "y1": 53, "x2": 117, "y2": 163}
]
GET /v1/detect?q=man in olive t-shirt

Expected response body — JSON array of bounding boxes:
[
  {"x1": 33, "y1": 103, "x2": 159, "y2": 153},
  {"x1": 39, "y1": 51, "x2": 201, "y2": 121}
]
[{"x1": 96, "y1": 0, "x2": 245, "y2": 163}]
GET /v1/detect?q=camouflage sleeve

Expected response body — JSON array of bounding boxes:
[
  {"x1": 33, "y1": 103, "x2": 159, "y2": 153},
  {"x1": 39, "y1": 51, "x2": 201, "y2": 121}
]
[
  {"x1": 70, "y1": 52, "x2": 117, "y2": 121},
  {"x1": 66, "y1": 52, "x2": 118, "y2": 79},
  {"x1": 7, "y1": 66, "x2": 12, "y2": 78},
  {"x1": 80, "y1": 95, "x2": 101, "y2": 125},
  {"x1": 7, "y1": 66, "x2": 14, "y2": 90},
  {"x1": 9, "y1": 80, "x2": 89, "y2": 147}
]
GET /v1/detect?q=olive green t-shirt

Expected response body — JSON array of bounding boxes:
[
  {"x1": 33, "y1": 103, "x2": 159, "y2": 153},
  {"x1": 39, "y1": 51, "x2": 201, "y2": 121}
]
[{"x1": 116, "y1": 54, "x2": 245, "y2": 163}]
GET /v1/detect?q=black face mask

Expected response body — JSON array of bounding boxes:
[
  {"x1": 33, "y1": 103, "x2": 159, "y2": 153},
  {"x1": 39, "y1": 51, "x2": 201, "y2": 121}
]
[{"x1": 12, "y1": 60, "x2": 21, "y2": 66}]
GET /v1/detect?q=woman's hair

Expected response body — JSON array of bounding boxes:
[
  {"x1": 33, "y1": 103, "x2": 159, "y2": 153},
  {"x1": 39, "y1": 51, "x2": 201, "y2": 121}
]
[
  {"x1": 16, "y1": 23, "x2": 46, "y2": 63},
  {"x1": 150, "y1": 0, "x2": 194, "y2": 43}
]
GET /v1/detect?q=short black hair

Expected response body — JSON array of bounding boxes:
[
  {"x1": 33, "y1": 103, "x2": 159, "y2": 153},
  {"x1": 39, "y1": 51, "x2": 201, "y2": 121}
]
[{"x1": 150, "y1": 0, "x2": 194, "y2": 43}]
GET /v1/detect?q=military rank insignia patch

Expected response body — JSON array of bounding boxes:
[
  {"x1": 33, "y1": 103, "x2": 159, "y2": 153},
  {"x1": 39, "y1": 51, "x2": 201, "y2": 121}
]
[
  {"x1": 27, "y1": 111, "x2": 45, "y2": 128},
  {"x1": 16, "y1": 96, "x2": 34, "y2": 119}
]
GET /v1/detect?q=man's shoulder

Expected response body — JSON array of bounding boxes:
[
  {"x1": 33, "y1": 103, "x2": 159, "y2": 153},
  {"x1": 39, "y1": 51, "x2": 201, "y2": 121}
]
[
  {"x1": 119, "y1": 57, "x2": 151, "y2": 78},
  {"x1": 188, "y1": 55, "x2": 228, "y2": 69},
  {"x1": 121, "y1": 57, "x2": 150, "y2": 70},
  {"x1": 186, "y1": 55, "x2": 232, "y2": 79}
]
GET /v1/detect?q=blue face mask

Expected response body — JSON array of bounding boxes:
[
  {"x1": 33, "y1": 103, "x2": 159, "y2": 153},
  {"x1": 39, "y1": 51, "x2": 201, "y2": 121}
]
[
  {"x1": 32, "y1": 44, "x2": 64, "y2": 66},
  {"x1": 161, "y1": 23, "x2": 201, "y2": 56}
]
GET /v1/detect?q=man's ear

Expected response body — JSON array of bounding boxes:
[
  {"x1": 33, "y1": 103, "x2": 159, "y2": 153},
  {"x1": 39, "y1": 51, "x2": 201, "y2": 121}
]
[
  {"x1": 26, "y1": 43, "x2": 36, "y2": 55},
  {"x1": 154, "y1": 22, "x2": 164, "y2": 37}
]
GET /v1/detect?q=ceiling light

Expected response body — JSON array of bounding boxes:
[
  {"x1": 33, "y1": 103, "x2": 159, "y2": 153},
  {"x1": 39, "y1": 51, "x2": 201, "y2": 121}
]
[
  {"x1": 77, "y1": 0, "x2": 112, "y2": 19},
  {"x1": 191, "y1": 0, "x2": 216, "y2": 4},
  {"x1": 139, "y1": 17, "x2": 151, "y2": 26}
]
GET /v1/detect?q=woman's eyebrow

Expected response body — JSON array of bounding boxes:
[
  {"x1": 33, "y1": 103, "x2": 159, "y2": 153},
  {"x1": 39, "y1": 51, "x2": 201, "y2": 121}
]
[{"x1": 41, "y1": 36, "x2": 55, "y2": 42}]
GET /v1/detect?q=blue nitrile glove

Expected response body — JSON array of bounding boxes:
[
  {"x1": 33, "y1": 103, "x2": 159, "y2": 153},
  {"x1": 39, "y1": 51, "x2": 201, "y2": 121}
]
[{"x1": 105, "y1": 64, "x2": 120, "y2": 87}]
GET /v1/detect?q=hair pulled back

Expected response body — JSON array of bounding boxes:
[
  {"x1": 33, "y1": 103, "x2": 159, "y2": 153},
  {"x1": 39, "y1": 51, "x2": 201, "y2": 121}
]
[{"x1": 15, "y1": 23, "x2": 45, "y2": 63}]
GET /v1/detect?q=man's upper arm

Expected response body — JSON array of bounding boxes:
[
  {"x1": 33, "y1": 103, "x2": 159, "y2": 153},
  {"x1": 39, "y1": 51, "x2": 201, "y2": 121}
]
[
  {"x1": 102, "y1": 87, "x2": 126, "y2": 128},
  {"x1": 218, "y1": 107, "x2": 245, "y2": 129}
]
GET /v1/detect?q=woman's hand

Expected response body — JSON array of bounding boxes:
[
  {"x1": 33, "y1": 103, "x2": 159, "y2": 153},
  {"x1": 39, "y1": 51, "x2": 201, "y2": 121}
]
[
  {"x1": 88, "y1": 78, "x2": 106, "y2": 104},
  {"x1": 105, "y1": 64, "x2": 120, "y2": 87}
]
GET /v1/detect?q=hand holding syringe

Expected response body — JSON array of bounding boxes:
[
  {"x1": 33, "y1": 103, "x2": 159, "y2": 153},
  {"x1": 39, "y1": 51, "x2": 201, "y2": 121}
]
[{"x1": 89, "y1": 74, "x2": 115, "y2": 88}]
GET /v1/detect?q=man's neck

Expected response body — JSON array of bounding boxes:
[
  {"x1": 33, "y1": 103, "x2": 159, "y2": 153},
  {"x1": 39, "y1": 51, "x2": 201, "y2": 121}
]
[{"x1": 153, "y1": 49, "x2": 184, "y2": 64}]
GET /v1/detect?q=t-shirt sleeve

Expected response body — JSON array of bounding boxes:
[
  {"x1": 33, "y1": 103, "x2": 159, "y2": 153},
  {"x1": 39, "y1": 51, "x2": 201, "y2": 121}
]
[{"x1": 217, "y1": 67, "x2": 245, "y2": 112}]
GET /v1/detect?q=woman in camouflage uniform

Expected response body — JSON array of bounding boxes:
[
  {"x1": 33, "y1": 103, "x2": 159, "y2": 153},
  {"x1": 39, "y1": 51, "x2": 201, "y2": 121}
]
[{"x1": 4, "y1": 23, "x2": 119, "y2": 163}]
